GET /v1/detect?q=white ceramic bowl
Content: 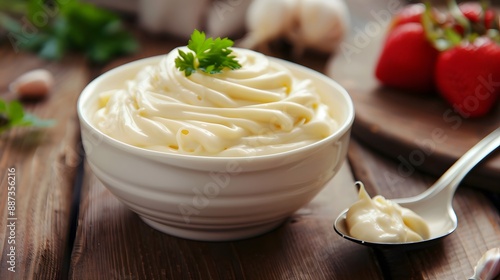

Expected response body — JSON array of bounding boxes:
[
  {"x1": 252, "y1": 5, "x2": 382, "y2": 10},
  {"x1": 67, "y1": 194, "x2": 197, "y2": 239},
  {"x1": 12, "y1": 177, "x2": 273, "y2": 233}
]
[{"x1": 77, "y1": 54, "x2": 354, "y2": 241}]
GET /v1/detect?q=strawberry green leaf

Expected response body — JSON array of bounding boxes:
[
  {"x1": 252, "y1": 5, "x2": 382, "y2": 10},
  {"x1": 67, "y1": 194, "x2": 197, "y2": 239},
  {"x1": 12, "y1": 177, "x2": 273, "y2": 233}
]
[
  {"x1": 487, "y1": 29, "x2": 500, "y2": 43},
  {"x1": 422, "y1": 1, "x2": 451, "y2": 51},
  {"x1": 444, "y1": 28, "x2": 462, "y2": 46},
  {"x1": 448, "y1": 0, "x2": 471, "y2": 36}
]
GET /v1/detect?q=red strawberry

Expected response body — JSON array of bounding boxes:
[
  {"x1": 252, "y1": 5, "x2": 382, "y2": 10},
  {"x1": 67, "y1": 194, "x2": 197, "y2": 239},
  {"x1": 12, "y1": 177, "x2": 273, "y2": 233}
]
[
  {"x1": 390, "y1": 3, "x2": 426, "y2": 29},
  {"x1": 390, "y1": 4, "x2": 445, "y2": 30},
  {"x1": 375, "y1": 23, "x2": 439, "y2": 93},
  {"x1": 452, "y1": 2, "x2": 496, "y2": 36},
  {"x1": 435, "y1": 37, "x2": 500, "y2": 118},
  {"x1": 459, "y1": 2, "x2": 495, "y2": 30}
]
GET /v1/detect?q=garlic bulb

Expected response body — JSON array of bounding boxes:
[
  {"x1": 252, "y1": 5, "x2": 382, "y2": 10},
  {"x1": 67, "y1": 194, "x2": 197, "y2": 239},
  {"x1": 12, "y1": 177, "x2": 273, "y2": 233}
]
[
  {"x1": 9, "y1": 69, "x2": 54, "y2": 99},
  {"x1": 138, "y1": 0, "x2": 251, "y2": 39},
  {"x1": 238, "y1": 0, "x2": 350, "y2": 55},
  {"x1": 137, "y1": 0, "x2": 349, "y2": 54},
  {"x1": 470, "y1": 248, "x2": 500, "y2": 280},
  {"x1": 138, "y1": 0, "x2": 211, "y2": 38},
  {"x1": 206, "y1": 0, "x2": 253, "y2": 38},
  {"x1": 286, "y1": 0, "x2": 350, "y2": 55},
  {"x1": 238, "y1": 0, "x2": 297, "y2": 50}
]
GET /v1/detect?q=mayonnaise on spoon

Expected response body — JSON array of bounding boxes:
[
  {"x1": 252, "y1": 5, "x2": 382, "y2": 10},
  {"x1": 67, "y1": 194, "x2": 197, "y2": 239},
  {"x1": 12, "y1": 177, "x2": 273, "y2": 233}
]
[
  {"x1": 334, "y1": 128, "x2": 500, "y2": 249},
  {"x1": 345, "y1": 182, "x2": 430, "y2": 243}
]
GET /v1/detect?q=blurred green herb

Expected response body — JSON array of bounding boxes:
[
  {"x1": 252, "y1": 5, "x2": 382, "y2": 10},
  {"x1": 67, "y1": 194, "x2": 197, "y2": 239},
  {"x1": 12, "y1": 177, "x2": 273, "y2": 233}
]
[
  {"x1": 0, "y1": 98, "x2": 55, "y2": 133},
  {"x1": 0, "y1": 98, "x2": 55, "y2": 134},
  {"x1": 0, "y1": 0, "x2": 138, "y2": 64}
]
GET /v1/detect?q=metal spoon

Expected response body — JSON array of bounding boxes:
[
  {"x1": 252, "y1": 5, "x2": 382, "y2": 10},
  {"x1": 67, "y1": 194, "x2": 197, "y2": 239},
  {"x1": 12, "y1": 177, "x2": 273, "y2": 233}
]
[{"x1": 334, "y1": 127, "x2": 500, "y2": 250}]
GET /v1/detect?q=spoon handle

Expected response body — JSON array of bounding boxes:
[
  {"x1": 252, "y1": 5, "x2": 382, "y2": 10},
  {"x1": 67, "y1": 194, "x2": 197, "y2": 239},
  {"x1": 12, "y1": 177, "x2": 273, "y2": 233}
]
[{"x1": 424, "y1": 127, "x2": 500, "y2": 198}]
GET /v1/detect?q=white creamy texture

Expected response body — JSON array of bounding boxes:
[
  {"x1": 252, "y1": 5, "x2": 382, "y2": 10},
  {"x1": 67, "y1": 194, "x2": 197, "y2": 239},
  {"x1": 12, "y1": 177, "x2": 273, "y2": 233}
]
[
  {"x1": 346, "y1": 183, "x2": 430, "y2": 243},
  {"x1": 93, "y1": 48, "x2": 338, "y2": 156}
]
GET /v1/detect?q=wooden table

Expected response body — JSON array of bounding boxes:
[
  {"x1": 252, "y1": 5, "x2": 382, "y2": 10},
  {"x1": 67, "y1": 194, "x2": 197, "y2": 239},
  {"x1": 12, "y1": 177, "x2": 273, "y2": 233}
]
[{"x1": 1, "y1": 1, "x2": 500, "y2": 279}]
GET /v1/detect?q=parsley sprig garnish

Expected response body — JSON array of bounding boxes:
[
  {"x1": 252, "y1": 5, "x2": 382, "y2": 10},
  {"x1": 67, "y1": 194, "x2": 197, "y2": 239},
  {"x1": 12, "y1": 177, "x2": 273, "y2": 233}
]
[
  {"x1": 175, "y1": 30, "x2": 241, "y2": 77},
  {"x1": 0, "y1": 98, "x2": 54, "y2": 134}
]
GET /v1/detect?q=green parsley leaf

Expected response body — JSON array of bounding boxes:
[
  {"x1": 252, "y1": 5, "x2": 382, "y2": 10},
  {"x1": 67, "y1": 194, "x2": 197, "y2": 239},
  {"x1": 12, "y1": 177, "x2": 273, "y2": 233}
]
[
  {"x1": 0, "y1": 98, "x2": 55, "y2": 134},
  {"x1": 175, "y1": 30, "x2": 241, "y2": 76}
]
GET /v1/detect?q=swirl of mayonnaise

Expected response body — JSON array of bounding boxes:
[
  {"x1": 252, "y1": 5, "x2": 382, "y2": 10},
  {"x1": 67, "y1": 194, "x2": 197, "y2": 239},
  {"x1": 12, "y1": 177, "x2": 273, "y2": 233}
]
[{"x1": 93, "y1": 48, "x2": 338, "y2": 156}]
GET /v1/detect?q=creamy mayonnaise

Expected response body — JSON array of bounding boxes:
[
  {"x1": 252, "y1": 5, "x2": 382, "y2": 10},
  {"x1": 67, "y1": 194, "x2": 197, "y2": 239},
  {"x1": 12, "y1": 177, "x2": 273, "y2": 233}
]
[
  {"x1": 93, "y1": 47, "x2": 338, "y2": 156},
  {"x1": 345, "y1": 182, "x2": 430, "y2": 243}
]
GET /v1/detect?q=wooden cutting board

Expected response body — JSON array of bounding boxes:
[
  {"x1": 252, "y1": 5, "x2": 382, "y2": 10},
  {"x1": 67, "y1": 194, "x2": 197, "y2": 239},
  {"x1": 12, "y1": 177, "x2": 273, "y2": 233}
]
[{"x1": 327, "y1": 15, "x2": 499, "y2": 192}]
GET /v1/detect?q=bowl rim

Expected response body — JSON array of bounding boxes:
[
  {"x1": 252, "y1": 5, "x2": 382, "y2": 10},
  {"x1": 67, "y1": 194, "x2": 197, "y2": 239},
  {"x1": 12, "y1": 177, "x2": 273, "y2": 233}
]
[{"x1": 77, "y1": 52, "x2": 354, "y2": 162}]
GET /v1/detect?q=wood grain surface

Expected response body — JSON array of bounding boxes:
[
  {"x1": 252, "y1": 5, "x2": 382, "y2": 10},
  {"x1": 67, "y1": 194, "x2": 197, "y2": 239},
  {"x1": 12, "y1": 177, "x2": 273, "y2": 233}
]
[
  {"x1": 328, "y1": 0, "x2": 500, "y2": 191},
  {"x1": 0, "y1": 46, "x2": 89, "y2": 279},
  {"x1": 1, "y1": 2, "x2": 500, "y2": 279}
]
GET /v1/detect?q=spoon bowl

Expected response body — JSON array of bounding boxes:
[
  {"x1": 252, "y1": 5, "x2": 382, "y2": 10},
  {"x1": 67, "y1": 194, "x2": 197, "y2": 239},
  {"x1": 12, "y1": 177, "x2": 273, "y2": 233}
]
[{"x1": 334, "y1": 127, "x2": 500, "y2": 249}]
